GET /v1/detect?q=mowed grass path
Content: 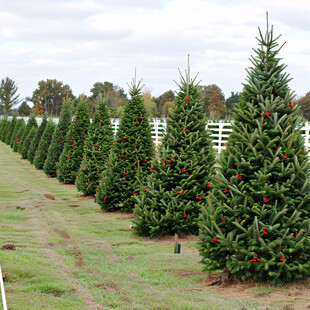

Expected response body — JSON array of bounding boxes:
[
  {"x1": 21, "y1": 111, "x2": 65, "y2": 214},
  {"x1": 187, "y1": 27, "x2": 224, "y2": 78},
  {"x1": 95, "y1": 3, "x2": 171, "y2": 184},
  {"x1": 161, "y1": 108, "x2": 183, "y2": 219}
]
[{"x1": 0, "y1": 142, "x2": 309, "y2": 310}]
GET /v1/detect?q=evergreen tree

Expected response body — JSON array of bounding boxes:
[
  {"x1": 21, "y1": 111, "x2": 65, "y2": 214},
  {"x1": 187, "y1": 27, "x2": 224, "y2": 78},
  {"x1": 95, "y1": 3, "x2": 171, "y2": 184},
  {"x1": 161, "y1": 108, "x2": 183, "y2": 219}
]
[
  {"x1": 19, "y1": 114, "x2": 38, "y2": 157},
  {"x1": 199, "y1": 16, "x2": 310, "y2": 284},
  {"x1": 0, "y1": 119, "x2": 10, "y2": 142},
  {"x1": 43, "y1": 98, "x2": 72, "y2": 177},
  {"x1": 56, "y1": 98, "x2": 90, "y2": 184},
  {"x1": 97, "y1": 75, "x2": 154, "y2": 211},
  {"x1": 12, "y1": 121, "x2": 26, "y2": 152},
  {"x1": 34, "y1": 119, "x2": 56, "y2": 169},
  {"x1": 76, "y1": 95, "x2": 113, "y2": 195},
  {"x1": 133, "y1": 60, "x2": 215, "y2": 237},
  {"x1": 11, "y1": 119, "x2": 25, "y2": 149},
  {"x1": 27, "y1": 114, "x2": 48, "y2": 164},
  {"x1": 5, "y1": 116, "x2": 17, "y2": 145},
  {"x1": 22, "y1": 127, "x2": 37, "y2": 162}
]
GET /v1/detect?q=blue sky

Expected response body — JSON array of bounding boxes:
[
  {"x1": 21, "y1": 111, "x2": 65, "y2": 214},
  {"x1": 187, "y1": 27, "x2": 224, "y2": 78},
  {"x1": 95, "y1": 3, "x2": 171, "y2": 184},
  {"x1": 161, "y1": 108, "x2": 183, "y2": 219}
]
[{"x1": 0, "y1": 0, "x2": 309, "y2": 103}]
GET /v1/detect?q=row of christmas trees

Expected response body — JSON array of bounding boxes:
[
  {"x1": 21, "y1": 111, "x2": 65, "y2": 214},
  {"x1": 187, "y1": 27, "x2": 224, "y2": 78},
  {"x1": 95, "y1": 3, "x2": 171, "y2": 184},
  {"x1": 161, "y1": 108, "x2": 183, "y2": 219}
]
[{"x1": 0, "y1": 16, "x2": 309, "y2": 284}]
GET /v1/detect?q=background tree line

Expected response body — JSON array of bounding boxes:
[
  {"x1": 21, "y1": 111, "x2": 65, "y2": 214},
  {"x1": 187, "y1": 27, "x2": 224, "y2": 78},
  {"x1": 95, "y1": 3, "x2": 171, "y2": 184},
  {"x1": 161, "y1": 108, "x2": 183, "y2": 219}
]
[{"x1": 1, "y1": 76, "x2": 309, "y2": 120}]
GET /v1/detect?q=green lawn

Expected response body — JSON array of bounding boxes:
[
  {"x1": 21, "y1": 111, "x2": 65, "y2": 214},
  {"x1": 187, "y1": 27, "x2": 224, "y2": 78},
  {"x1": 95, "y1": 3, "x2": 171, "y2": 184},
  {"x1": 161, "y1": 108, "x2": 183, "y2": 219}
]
[{"x1": 0, "y1": 142, "x2": 308, "y2": 310}]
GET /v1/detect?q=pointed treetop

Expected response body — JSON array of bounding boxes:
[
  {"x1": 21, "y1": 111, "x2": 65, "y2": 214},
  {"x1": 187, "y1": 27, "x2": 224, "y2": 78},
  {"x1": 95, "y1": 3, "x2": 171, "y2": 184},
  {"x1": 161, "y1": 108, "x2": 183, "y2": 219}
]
[
  {"x1": 127, "y1": 68, "x2": 144, "y2": 97},
  {"x1": 174, "y1": 55, "x2": 200, "y2": 95}
]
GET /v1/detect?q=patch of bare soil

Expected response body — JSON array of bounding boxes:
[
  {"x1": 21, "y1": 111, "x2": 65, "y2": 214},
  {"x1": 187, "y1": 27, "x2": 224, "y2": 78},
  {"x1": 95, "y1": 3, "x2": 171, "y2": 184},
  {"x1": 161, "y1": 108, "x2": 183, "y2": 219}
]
[
  {"x1": 2, "y1": 273, "x2": 10, "y2": 282},
  {"x1": 165, "y1": 269, "x2": 205, "y2": 278},
  {"x1": 69, "y1": 248, "x2": 84, "y2": 267},
  {"x1": 16, "y1": 206, "x2": 25, "y2": 210},
  {"x1": 201, "y1": 271, "x2": 310, "y2": 310},
  {"x1": 54, "y1": 228, "x2": 71, "y2": 239},
  {"x1": 1, "y1": 244, "x2": 16, "y2": 250},
  {"x1": 125, "y1": 255, "x2": 134, "y2": 262},
  {"x1": 43, "y1": 193, "x2": 55, "y2": 200},
  {"x1": 95, "y1": 281, "x2": 122, "y2": 293}
]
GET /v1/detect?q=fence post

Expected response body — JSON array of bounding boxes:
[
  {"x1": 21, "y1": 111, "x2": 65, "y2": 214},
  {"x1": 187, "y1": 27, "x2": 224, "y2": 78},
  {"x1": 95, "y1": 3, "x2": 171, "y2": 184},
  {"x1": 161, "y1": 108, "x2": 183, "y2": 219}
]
[{"x1": 0, "y1": 264, "x2": 8, "y2": 310}]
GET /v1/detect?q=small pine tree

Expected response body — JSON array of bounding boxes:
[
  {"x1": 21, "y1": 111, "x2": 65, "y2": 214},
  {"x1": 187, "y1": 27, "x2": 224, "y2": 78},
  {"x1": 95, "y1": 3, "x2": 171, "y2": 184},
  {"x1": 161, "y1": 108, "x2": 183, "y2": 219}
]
[
  {"x1": 34, "y1": 119, "x2": 56, "y2": 169},
  {"x1": 11, "y1": 119, "x2": 25, "y2": 150},
  {"x1": 5, "y1": 116, "x2": 17, "y2": 145},
  {"x1": 0, "y1": 119, "x2": 10, "y2": 142},
  {"x1": 199, "y1": 15, "x2": 310, "y2": 284},
  {"x1": 27, "y1": 114, "x2": 48, "y2": 164},
  {"x1": 22, "y1": 127, "x2": 37, "y2": 161},
  {"x1": 76, "y1": 95, "x2": 113, "y2": 195},
  {"x1": 56, "y1": 98, "x2": 90, "y2": 184},
  {"x1": 133, "y1": 59, "x2": 215, "y2": 237},
  {"x1": 97, "y1": 75, "x2": 154, "y2": 211},
  {"x1": 12, "y1": 121, "x2": 26, "y2": 152},
  {"x1": 19, "y1": 114, "x2": 38, "y2": 157},
  {"x1": 43, "y1": 98, "x2": 72, "y2": 177}
]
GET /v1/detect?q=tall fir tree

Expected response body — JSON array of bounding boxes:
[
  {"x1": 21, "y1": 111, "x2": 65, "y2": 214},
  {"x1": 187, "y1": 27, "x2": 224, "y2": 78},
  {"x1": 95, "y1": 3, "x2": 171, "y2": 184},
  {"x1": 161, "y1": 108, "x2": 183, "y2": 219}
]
[
  {"x1": 12, "y1": 120, "x2": 26, "y2": 152},
  {"x1": 133, "y1": 59, "x2": 215, "y2": 237},
  {"x1": 76, "y1": 95, "x2": 113, "y2": 195},
  {"x1": 199, "y1": 15, "x2": 310, "y2": 284},
  {"x1": 19, "y1": 114, "x2": 38, "y2": 157},
  {"x1": 34, "y1": 119, "x2": 56, "y2": 169},
  {"x1": 27, "y1": 114, "x2": 48, "y2": 164},
  {"x1": 5, "y1": 116, "x2": 17, "y2": 145},
  {"x1": 11, "y1": 119, "x2": 25, "y2": 150},
  {"x1": 56, "y1": 98, "x2": 90, "y2": 184},
  {"x1": 43, "y1": 98, "x2": 72, "y2": 177},
  {"x1": 97, "y1": 75, "x2": 154, "y2": 211}
]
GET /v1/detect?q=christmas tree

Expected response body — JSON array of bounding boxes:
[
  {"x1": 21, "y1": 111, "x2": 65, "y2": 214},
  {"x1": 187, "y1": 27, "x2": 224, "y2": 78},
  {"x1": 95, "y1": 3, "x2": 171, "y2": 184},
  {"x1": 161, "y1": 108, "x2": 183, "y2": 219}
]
[
  {"x1": 12, "y1": 120, "x2": 26, "y2": 152},
  {"x1": 199, "y1": 15, "x2": 310, "y2": 284},
  {"x1": 19, "y1": 114, "x2": 38, "y2": 157},
  {"x1": 133, "y1": 58, "x2": 215, "y2": 237},
  {"x1": 5, "y1": 116, "x2": 17, "y2": 145},
  {"x1": 97, "y1": 74, "x2": 154, "y2": 211},
  {"x1": 0, "y1": 119, "x2": 9, "y2": 142},
  {"x1": 27, "y1": 114, "x2": 48, "y2": 164},
  {"x1": 76, "y1": 95, "x2": 113, "y2": 195},
  {"x1": 56, "y1": 98, "x2": 90, "y2": 184},
  {"x1": 22, "y1": 127, "x2": 37, "y2": 162},
  {"x1": 34, "y1": 118, "x2": 56, "y2": 169},
  {"x1": 43, "y1": 98, "x2": 72, "y2": 177}
]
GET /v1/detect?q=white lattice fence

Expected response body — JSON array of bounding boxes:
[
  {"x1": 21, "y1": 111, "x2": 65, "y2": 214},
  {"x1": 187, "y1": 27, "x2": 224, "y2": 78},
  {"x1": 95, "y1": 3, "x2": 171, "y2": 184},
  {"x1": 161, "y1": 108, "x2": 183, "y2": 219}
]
[{"x1": 2, "y1": 116, "x2": 310, "y2": 153}]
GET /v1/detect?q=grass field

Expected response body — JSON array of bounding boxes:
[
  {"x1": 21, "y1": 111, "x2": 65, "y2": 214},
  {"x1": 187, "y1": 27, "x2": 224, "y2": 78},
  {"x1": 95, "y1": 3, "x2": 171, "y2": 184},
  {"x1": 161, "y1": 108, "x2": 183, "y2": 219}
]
[{"x1": 0, "y1": 142, "x2": 309, "y2": 310}]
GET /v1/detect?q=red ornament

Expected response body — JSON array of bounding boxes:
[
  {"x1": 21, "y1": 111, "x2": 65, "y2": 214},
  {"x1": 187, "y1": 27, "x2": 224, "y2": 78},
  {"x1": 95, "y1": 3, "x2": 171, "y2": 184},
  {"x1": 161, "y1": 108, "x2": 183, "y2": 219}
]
[
  {"x1": 149, "y1": 167, "x2": 153, "y2": 173},
  {"x1": 163, "y1": 159, "x2": 166, "y2": 165},
  {"x1": 98, "y1": 184, "x2": 101, "y2": 188},
  {"x1": 135, "y1": 121, "x2": 138, "y2": 125},
  {"x1": 185, "y1": 95, "x2": 190, "y2": 101},
  {"x1": 280, "y1": 255, "x2": 285, "y2": 262},
  {"x1": 221, "y1": 218, "x2": 226, "y2": 221},
  {"x1": 96, "y1": 170, "x2": 100, "y2": 173},
  {"x1": 263, "y1": 227, "x2": 268, "y2": 235},
  {"x1": 183, "y1": 213, "x2": 187, "y2": 218},
  {"x1": 237, "y1": 216, "x2": 241, "y2": 221},
  {"x1": 81, "y1": 158, "x2": 83, "y2": 160},
  {"x1": 67, "y1": 157, "x2": 70, "y2": 159},
  {"x1": 181, "y1": 129, "x2": 186, "y2": 133},
  {"x1": 182, "y1": 168, "x2": 187, "y2": 172},
  {"x1": 62, "y1": 171, "x2": 64, "y2": 173},
  {"x1": 103, "y1": 196, "x2": 108, "y2": 199},
  {"x1": 151, "y1": 149, "x2": 155, "y2": 151},
  {"x1": 85, "y1": 165, "x2": 87, "y2": 168},
  {"x1": 223, "y1": 188, "x2": 229, "y2": 193},
  {"x1": 284, "y1": 153, "x2": 288, "y2": 159},
  {"x1": 236, "y1": 173, "x2": 242, "y2": 179},
  {"x1": 122, "y1": 171, "x2": 129, "y2": 175},
  {"x1": 124, "y1": 136, "x2": 128, "y2": 139},
  {"x1": 88, "y1": 182, "x2": 90, "y2": 184},
  {"x1": 263, "y1": 197, "x2": 269, "y2": 203},
  {"x1": 169, "y1": 156, "x2": 174, "y2": 162},
  {"x1": 135, "y1": 142, "x2": 138, "y2": 145},
  {"x1": 207, "y1": 183, "x2": 210, "y2": 187},
  {"x1": 140, "y1": 115, "x2": 143, "y2": 119},
  {"x1": 135, "y1": 168, "x2": 138, "y2": 170},
  {"x1": 114, "y1": 142, "x2": 117, "y2": 144},
  {"x1": 213, "y1": 237, "x2": 218, "y2": 242},
  {"x1": 176, "y1": 188, "x2": 183, "y2": 194},
  {"x1": 248, "y1": 257, "x2": 263, "y2": 262},
  {"x1": 73, "y1": 143, "x2": 75, "y2": 146},
  {"x1": 132, "y1": 191, "x2": 138, "y2": 195},
  {"x1": 196, "y1": 195, "x2": 202, "y2": 200},
  {"x1": 265, "y1": 110, "x2": 271, "y2": 116},
  {"x1": 121, "y1": 154, "x2": 124, "y2": 157}
]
